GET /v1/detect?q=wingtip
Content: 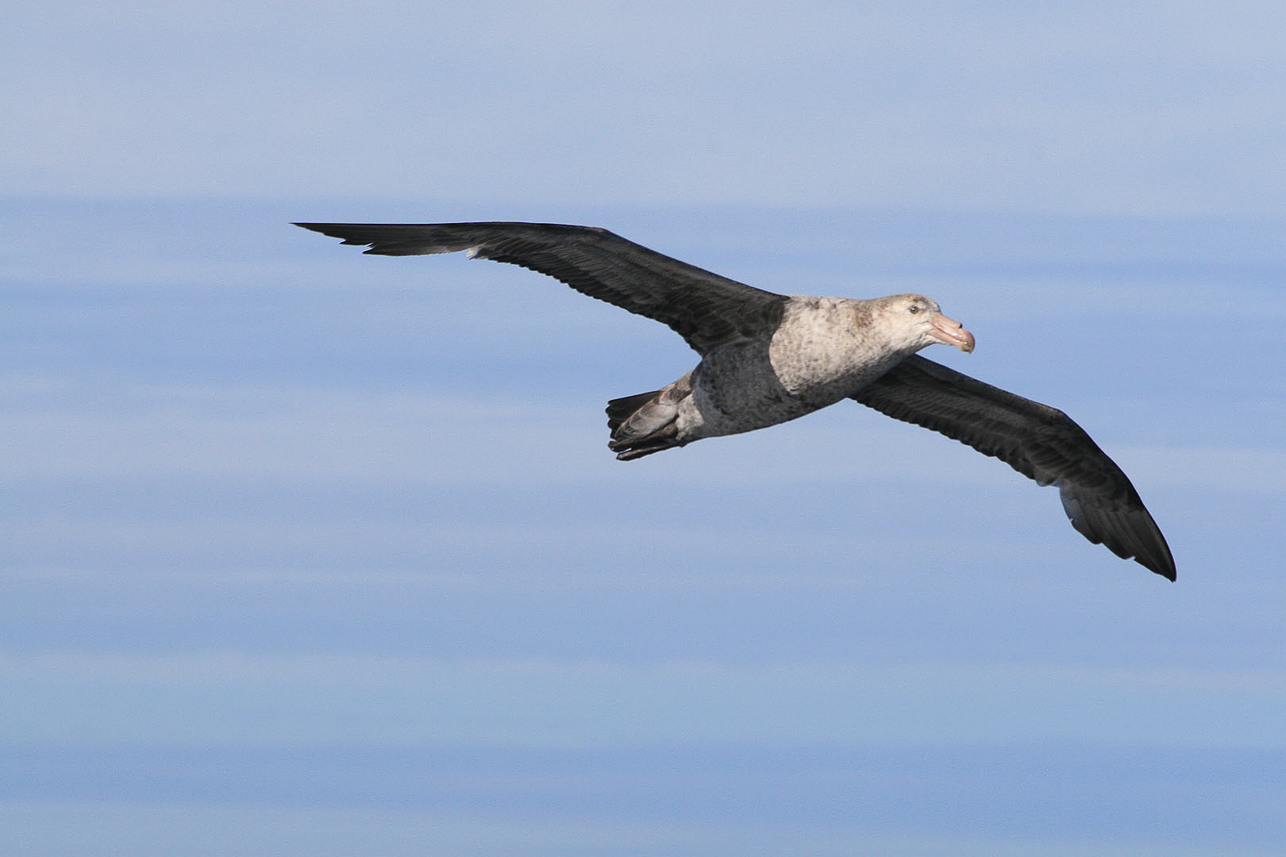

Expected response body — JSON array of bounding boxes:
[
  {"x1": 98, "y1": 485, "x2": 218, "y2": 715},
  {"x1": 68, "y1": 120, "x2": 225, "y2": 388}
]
[
  {"x1": 1139, "y1": 528, "x2": 1177, "y2": 582},
  {"x1": 1137, "y1": 546, "x2": 1177, "y2": 581}
]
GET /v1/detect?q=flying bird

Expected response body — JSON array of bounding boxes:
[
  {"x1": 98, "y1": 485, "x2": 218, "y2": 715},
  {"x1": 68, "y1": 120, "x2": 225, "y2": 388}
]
[{"x1": 295, "y1": 221, "x2": 1175, "y2": 580}]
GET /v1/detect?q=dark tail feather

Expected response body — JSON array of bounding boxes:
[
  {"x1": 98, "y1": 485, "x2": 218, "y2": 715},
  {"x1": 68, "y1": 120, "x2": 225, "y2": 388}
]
[
  {"x1": 606, "y1": 376, "x2": 691, "y2": 461},
  {"x1": 606, "y1": 390, "x2": 662, "y2": 433},
  {"x1": 608, "y1": 436, "x2": 679, "y2": 460}
]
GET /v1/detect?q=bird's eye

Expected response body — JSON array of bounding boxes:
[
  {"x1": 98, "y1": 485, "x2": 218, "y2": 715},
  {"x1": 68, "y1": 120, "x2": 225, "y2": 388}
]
[{"x1": 908, "y1": 305, "x2": 919, "y2": 314}]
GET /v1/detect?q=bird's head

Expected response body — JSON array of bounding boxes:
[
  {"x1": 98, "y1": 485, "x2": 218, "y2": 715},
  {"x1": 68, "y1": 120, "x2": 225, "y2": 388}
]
[{"x1": 876, "y1": 293, "x2": 975, "y2": 354}]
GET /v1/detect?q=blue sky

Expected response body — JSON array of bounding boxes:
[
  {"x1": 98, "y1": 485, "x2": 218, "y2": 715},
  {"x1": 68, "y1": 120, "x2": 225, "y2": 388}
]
[{"x1": 3, "y1": 3, "x2": 1286, "y2": 856}]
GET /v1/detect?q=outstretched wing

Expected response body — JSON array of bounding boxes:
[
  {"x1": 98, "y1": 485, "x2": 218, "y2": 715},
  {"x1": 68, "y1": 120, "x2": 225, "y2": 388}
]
[
  {"x1": 853, "y1": 355, "x2": 1175, "y2": 579},
  {"x1": 294, "y1": 221, "x2": 789, "y2": 355}
]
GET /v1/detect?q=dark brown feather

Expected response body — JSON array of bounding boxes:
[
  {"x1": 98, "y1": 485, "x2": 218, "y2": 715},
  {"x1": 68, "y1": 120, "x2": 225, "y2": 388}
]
[
  {"x1": 294, "y1": 222, "x2": 788, "y2": 355},
  {"x1": 853, "y1": 355, "x2": 1175, "y2": 579}
]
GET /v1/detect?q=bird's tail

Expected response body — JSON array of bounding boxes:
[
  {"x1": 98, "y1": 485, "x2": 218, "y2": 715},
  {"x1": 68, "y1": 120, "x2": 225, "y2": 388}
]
[
  {"x1": 606, "y1": 390, "x2": 661, "y2": 433},
  {"x1": 605, "y1": 382, "x2": 688, "y2": 461}
]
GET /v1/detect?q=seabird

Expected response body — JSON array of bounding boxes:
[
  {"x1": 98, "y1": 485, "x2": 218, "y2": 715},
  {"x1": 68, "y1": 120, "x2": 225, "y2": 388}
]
[{"x1": 295, "y1": 221, "x2": 1175, "y2": 580}]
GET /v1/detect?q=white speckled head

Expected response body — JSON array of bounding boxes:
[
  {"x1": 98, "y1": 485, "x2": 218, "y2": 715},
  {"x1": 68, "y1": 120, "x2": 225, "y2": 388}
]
[{"x1": 874, "y1": 293, "x2": 976, "y2": 354}]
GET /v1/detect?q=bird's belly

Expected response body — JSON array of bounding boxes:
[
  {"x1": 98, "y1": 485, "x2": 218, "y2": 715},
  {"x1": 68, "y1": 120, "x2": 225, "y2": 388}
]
[
  {"x1": 677, "y1": 341, "x2": 884, "y2": 440},
  {"x1": 683, "y1": 381, "x2": 818, "y2": 439}
]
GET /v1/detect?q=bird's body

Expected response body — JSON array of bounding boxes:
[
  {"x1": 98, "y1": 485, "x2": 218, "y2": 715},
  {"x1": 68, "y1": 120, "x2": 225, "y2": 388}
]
[
  {"x1": 296, "y1": 220, "x2": 1175, "y2": 580},
  {"x1": 609, "y1": 293, "x2": 973, "y2": 459}
]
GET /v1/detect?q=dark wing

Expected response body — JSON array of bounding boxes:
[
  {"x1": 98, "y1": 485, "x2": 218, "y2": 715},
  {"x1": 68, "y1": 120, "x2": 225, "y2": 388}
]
[
  {"x1": 294, "y1": 221, "x2": 789, "y2": 355},
  {"x1": 853, "y1": 355, "x2": 1175, "y2": 580}
]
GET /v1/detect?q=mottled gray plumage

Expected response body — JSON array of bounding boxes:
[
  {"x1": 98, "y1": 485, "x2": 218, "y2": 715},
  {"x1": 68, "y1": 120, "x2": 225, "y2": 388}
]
[{"x1": 295, "y1": 221, "x2": 1175, "y2": 580}]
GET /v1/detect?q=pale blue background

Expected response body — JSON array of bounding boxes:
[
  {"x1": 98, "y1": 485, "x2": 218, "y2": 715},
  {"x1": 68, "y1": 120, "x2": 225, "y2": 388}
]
[{"x1": 3, "y1": 3, "x2": 1284, "y2": 855}]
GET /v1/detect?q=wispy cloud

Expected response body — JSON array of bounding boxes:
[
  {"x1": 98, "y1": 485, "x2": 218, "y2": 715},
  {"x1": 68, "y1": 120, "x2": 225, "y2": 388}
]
[
  {"x1": 5, "y1": 650, "x2": 1285, "y2": 749},
  {"x1": 4, "y1": 4, "x2": 1284, "y2": 213}
]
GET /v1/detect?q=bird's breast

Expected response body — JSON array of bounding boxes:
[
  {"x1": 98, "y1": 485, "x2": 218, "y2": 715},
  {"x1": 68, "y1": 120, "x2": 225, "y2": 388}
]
[{"x1": 767, "y1": 300, "x2": 894, "y2": 402}]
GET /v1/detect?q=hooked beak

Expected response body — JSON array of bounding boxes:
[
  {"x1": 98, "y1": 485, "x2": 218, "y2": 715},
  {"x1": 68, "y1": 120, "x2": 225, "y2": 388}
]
[{"x1": 929, "y1": 313, "x2": 975, "y2": 353}]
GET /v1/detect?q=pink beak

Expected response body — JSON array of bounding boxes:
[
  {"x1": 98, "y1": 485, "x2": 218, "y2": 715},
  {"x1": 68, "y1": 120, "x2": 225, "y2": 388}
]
[{"x1": 930, "y1": 314, "x2": 975, "y2": 352}]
